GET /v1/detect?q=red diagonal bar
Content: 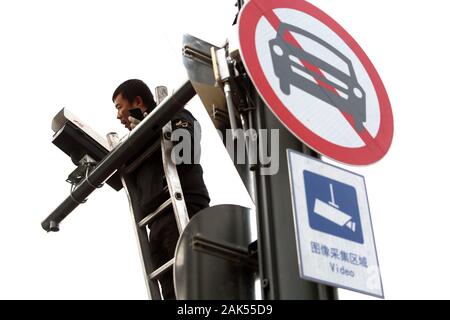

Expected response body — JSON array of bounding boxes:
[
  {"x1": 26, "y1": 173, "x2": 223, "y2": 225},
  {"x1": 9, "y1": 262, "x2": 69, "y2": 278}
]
[{"x1": 263, "y1": 8, "x2": 377, "y2": 147}]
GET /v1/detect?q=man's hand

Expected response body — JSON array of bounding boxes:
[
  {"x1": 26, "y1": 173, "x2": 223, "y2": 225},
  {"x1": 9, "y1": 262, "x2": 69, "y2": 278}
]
[{"x1": 128, "y1": 112, "x2": 148, "y2": 130}]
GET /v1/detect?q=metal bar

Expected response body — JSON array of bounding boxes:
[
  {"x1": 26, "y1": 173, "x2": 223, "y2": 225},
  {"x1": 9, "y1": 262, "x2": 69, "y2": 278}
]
[
  {"x1": 41, "y1": 80, "x2": 196, "y2": 232},
  {"x1": 224, "y1": 82, "x2": 239, "y2": 139},
  {"x1": 251, "y1": 87, "x2": 337, "y2": 300},
  {"x1": 138, "y1": 198, "x2": 172, "y2": 228},
  {"x1": 149, "y1": 258, "x2": 174, "y2": 280},
  {"x1": 252, "y1": 91, "x2": 279, "y2": 300},
  {"x1": 242, "y1": 111, "x2": 257, "y2": 202},
  {"x1": 237, "y1": 0, "x2": 245, "y2": 10},
  {"x1": 318, "y1": 283, "x2": 339, "y2": 300},
  {"x1": 192, "y1": 234, "x2": 258, "y2": 270}
]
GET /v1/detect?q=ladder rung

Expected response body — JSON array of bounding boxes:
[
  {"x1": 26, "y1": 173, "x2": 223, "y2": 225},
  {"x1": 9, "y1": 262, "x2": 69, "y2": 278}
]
[
  {"x1": 138, "y1": 198, "x2": 172, "y2": 228},
  {"x1": 149, "y1": 258, "x2": 174, "y2": 280}
]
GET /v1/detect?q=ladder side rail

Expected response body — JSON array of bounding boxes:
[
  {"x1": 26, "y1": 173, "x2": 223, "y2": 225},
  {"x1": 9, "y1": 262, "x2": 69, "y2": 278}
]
[
  {"x1": 161, "y1": 122, "x2": 190, "y2": 233},
  {"x1": 120, "y1": 173, "x2": 163, "y2": 300}
]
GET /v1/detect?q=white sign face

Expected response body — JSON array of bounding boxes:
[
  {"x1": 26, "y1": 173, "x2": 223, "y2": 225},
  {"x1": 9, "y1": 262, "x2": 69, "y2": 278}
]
[
  {"x1": 239, "y1": 0, "x2": 394, "y2": 165},
  {"x1": 287, "y1": 149, "x2": 383, "y2": 298}
]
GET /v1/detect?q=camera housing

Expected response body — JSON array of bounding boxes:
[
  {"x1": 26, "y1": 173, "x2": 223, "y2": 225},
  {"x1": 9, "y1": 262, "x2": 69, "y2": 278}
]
[{"x1": 51, "y1": 108, "x2": 122, "y2": 191}]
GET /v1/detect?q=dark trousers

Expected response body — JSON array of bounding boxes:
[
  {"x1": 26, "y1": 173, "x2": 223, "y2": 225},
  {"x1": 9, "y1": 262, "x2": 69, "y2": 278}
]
[{"x1": 149, "y1": 202, "x2": 208, "y2": 300}]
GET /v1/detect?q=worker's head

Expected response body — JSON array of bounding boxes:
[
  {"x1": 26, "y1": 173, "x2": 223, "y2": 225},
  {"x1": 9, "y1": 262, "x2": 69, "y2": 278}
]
[{"x1": 112, "y1": 79, "x2": 156, "y2": 130}]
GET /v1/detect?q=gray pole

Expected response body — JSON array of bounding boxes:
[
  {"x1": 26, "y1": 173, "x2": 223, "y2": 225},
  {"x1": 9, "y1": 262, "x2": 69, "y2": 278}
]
[{"x1": 250, "y1": 88, "x2": 338, "y2": 300}]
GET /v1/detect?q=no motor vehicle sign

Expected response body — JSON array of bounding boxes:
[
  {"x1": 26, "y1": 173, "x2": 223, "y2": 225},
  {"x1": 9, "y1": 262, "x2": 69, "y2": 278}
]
[{"x1": 238, "y1": 0, "x2": 394, "y2": 165}]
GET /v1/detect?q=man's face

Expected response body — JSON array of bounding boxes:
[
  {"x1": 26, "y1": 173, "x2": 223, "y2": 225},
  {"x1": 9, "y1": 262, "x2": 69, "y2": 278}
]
[{"x1": 114, "y1": 93, "x2": 138, "y2": 131}]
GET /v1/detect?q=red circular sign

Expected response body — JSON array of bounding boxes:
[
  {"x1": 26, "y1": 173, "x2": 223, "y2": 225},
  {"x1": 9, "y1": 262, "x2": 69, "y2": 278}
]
[{"x1": 238, "y1": 0, "x2": 393, "y2": 165}]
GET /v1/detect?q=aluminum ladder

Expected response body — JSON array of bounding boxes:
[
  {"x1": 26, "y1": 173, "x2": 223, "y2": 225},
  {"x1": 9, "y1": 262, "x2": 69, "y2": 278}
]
[{"x1": 116, "y1": 86, "x2": 190, "y2": 300}]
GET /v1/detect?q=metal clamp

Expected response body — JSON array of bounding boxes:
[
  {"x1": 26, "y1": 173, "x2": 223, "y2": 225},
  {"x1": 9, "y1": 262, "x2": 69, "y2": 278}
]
[
  {"x1": 84, "y1": 165, "x2": 104, "y2": 189},
  {"x1": 192, "y1": 233, "x2": 258, "y2": 271}
]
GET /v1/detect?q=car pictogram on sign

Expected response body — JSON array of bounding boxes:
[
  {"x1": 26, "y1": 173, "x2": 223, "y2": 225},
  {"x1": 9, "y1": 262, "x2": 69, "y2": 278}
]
[{"x1": 269, "y1": 23, "x2": 367, "y2": 132}]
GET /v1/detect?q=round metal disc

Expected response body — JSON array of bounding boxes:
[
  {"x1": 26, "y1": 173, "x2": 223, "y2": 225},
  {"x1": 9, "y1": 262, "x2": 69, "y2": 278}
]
[{"x1": 174, "y1": 204, "x2": 256, "y2": 299}]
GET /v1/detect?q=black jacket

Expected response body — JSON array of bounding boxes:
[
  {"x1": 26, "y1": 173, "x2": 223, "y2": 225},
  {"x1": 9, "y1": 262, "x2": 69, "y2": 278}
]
[{"x1": 134, "y1": 109, "x2": 210, "y2": 215}]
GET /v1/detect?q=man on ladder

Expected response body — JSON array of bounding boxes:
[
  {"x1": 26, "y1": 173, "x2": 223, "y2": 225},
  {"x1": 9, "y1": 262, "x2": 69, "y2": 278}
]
[{"x1": 112, "y1": 79, "x2": 210, "y2": 299}]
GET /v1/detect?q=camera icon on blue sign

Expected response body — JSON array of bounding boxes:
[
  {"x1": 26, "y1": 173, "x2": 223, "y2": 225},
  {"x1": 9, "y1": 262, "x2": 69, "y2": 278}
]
[{"x1": 303, "y1": 170, "x2": 364, "y2": 244}]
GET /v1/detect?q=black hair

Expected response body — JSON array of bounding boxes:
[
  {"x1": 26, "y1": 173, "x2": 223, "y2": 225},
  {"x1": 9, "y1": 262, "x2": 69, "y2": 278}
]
[{"x1": 112, "y1": 79, "x2": 156, "y2": 112}]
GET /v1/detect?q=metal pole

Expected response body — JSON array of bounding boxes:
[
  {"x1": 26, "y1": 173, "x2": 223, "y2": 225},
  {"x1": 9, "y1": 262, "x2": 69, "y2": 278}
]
[
  {"x1": 250, "y1": 88, "x2": 338, "y2": 300},
  {"x1": 41, "y1": 80, "x2": 196, "y2": 232}
]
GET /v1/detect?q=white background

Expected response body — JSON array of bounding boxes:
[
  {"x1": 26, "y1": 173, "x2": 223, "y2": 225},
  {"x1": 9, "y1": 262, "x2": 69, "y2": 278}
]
[{"x1": 0, "y1": 0, "x2": 448, "y2": 299}]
